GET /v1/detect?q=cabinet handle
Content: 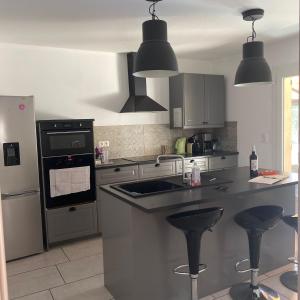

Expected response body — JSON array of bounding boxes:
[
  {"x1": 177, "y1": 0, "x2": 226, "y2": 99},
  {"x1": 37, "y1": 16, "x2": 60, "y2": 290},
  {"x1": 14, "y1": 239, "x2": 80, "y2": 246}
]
[
  {"x1": 202, "y1": 121, "x2": 208, "y2": 124},
  {"x1": 69, "y1": 207, "x2": 77, "y2": 212},
  {"x1": 190, "y1": 159, "x2": 194, "y2": 163},
  {"x1": 221, "y1": 156, "x2": 226, "y2": 160},
  {"x1": 114, "y1": 167, "x2": 121, "y2": 172}
]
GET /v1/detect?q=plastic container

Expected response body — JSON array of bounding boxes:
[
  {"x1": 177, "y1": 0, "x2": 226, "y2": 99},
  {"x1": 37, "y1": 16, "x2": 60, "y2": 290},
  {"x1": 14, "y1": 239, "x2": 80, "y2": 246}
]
[{"x1": 191, "y1": 161, "x2": 201, "y2": 187}]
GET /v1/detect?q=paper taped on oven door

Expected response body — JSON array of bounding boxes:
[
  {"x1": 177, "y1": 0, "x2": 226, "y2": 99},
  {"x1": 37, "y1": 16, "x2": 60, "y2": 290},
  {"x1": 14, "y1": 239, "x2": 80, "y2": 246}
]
[{"x1": 49, "y1": 166, "x2": 90, "y2": 198}]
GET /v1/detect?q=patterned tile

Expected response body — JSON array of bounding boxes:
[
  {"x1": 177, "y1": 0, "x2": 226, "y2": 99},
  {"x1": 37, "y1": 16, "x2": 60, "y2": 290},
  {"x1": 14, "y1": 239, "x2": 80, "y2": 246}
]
[{"x1": 94, "y1": 122, "x2": 238, "y2": 159}]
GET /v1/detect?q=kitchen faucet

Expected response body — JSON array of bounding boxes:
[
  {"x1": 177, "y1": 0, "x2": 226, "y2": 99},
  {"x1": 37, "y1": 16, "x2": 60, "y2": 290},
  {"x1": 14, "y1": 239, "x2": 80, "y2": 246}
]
[{"x1": 155, "y1": 154, "x2": 188, "y2": 184}]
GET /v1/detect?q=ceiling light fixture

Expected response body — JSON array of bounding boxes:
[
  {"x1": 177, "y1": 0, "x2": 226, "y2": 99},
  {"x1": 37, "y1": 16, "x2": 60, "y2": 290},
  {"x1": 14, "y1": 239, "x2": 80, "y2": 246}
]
[
  {"x1": 133, "y1": 0, "x2": 178, "y2": 78},
  {"x1": 234, "y1": 8, "x2": 272, "y2": 87}
]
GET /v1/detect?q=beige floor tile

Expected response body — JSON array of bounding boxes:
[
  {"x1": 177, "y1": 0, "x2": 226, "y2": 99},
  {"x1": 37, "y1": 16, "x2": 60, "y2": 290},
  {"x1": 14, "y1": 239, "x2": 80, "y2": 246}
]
[
  {"x1": 8, "y1": 266, "x2": 64, "y2": 299},
  {"x1": 214, "y1": 294, "x2": 232, "y2": 300},
  {"x1": 261, "y1": 274, "x2": 297, "y2": 300},
  {"x1": 7, "y1": 248, "x2": 68, "y2": 276},
  {"x1": 62, "y1": 237, "x2": 102, "y2": 260},
  {"x1": 212, "y1": 287, "x2": 230, "y2": 298},
  {"x1": 57, "y1": 255, "x2": 103, "y2": 283},
  {"x1": 51, "y1": 274, "x2": 112, "y2": 300},
  {"x1": 264, "y1": 264, "x2": 293, "y2": 278},
  {"x1": 199, "y1": 295, "x2": 214, "y2": 300},
  {"x1": 14, "y1": 290, "x2": 53, "y2": 300}
]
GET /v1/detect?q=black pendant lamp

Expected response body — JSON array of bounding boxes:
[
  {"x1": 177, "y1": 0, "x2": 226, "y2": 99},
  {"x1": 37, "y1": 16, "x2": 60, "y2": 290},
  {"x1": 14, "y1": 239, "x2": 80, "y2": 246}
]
[
  {"x1": 133, "y1": 0, "x2": 178, "y2": 78},
  {"x1": 234, "y1": 9, "x2": 272, "y2": 87}
]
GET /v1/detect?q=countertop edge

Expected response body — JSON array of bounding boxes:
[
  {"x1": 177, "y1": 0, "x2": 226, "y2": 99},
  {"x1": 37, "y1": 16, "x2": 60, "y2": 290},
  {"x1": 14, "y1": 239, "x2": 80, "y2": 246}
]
[{"x1": 99, "y1": 172, "x2": 298, "y2": 213}]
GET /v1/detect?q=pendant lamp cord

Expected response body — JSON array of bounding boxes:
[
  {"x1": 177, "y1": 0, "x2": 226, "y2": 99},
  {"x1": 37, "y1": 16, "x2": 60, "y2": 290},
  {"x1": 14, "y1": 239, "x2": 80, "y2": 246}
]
[
  {"x1": 149, "y1": 1, "x2": 160, "y2": 20},
  {"x1": 247, "y1": 19, "x2": 257, "y2": 42}
]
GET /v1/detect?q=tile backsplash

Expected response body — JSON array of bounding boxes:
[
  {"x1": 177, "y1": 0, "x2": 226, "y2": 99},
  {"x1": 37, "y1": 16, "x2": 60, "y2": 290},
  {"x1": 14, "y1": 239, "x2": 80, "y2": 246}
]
[{"x1": 94, "y1": 122, "x2": 237, "y2": 159}]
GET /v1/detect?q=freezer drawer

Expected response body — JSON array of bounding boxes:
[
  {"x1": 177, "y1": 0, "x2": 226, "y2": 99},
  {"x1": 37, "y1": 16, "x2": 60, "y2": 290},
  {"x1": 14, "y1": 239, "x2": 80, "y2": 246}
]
[
  {"x1": 208, "y1": 155, "x2": 238, "y2": 170},
  {"x1": 46, "y1": 202, "x2": 97, "y2": 244},
  {"x1": 96, "y1": 165, "x2": 139, "y2": 185},
  {"x1": 139, "y1": 162, "x2": 176, "y2": 179},
  {"x1": 2, "y1": 191, "x2": 43, "y2": 261}
]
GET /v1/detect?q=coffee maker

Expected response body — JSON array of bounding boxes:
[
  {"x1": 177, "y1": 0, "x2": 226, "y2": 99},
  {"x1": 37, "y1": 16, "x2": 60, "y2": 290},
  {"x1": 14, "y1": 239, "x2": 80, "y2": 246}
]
[{"x1": 201, "y1": 133, "x2": 213, "y2": 154}]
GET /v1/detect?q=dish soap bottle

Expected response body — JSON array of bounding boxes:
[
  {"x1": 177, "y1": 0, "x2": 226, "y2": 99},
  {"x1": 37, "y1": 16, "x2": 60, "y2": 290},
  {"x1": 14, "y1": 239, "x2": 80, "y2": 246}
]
[
  {"x1": 191, "y1": 161, "x2": 201, "y2": 187},
  {"x1": 250, "y1": 145, "x2": 258, "y2": 178}
]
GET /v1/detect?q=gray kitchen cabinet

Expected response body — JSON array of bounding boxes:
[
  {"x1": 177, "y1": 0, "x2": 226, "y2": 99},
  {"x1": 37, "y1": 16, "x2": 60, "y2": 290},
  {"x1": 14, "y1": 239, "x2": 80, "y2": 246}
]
[
  {"x1": 139, "y1": 161, "x2": 176, "y2": 179},
  {"x1": 47, "y1": 202, "x2": 97, "y2": 244},
  {"x1": 96, "y1": 165, "x2": 139, "y2": 233},
  {"x1": 205, "y1": 75, "x2": 225, "y2": 126},
  {"x1": 208, "y1": 155, "x2": 238, "y2": 171},
  {"x1": 176, "y1": 158, "x2": 208, "y2": 174},
  {"x1": 96, "y1": 165, "x2": 139, "y2": 185},
  {"x1": 169, "y1": 73, "x2": 225, "y2": 129}
]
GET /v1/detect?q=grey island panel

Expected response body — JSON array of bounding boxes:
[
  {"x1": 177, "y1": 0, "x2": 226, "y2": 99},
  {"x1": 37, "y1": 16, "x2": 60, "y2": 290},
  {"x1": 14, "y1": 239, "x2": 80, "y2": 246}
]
[{"x1": 100, "y1": 167, "x2": 298, "y2": 300}]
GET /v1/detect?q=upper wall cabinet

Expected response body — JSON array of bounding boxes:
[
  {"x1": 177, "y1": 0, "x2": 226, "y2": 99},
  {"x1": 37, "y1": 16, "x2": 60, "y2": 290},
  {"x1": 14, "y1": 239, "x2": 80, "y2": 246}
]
[{"x1": 169, "y1": 73, "x2": 225, "y2": 129}]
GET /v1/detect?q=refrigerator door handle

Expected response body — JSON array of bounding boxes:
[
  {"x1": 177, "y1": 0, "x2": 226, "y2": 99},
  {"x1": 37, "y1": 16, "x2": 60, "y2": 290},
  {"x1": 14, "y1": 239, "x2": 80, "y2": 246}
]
[{"x1": 1, "y1": 190, "x2": 40, "y2": 199}]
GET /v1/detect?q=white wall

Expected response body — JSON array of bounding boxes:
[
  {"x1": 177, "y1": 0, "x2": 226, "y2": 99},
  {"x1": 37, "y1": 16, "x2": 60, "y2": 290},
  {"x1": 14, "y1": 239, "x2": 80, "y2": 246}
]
[
  {"x1": 0, "y1": 43, "x2": 213, "y2": 126},
  {"x1": 211, "y1": 34, "x2": 299, "y2": 169}
]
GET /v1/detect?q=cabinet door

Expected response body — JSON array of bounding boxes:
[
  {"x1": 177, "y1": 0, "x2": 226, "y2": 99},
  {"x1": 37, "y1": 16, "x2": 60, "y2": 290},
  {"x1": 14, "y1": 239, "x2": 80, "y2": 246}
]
[
  {"x1": 139, "y1": 162, "x2": 176, "y2": 179},
  {"x1": 204, "y1": 75, "x2": 225, "y2": 126},
  {"x1": 183, "y1": 74, "x2": 205, "y2": 128},
  {"x1": 96, "y1": 166, "x2": 139, "y2": 185},
  {"x1": 176, "y1": 158, "x2": 208, "y2": 174},
  {"x1": 47, "y1": 202, "x2": 97, "y2": 244},
  {"x1": 209, "y1": 155, "x2": 238, "y2": 171}
]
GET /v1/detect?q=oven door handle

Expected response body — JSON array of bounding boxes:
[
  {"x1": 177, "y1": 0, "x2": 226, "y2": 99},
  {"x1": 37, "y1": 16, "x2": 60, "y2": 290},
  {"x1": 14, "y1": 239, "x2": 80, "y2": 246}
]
[{"x1": 46, "y1": 130, "x2": 91, "y2": 135}]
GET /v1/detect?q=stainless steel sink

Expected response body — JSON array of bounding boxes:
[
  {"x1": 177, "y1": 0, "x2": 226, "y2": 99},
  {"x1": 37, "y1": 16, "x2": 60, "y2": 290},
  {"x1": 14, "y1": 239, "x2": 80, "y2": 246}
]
[{"x1": 111, "y1": 179, "x2": 184, "y2": 197}]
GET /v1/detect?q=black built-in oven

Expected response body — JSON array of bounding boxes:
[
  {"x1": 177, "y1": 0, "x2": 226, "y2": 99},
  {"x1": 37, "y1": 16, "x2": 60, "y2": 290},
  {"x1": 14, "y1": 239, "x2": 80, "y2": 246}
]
[
  {"x1": 39, "y1": 120, "x2": 94, "y2": 157},
  {"x1": 36, "y1": 119, "x2": 96, "y2": 209},
  {"x1": 42, "y1": 154, "x2": 95, "y2": 208}
]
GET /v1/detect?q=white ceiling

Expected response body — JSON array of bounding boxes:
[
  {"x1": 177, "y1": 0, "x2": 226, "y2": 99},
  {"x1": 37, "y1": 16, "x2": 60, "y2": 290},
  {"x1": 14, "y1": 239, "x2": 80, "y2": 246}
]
[{"x1": 0, "y1": 0, "x2": 298, "y2": 60}]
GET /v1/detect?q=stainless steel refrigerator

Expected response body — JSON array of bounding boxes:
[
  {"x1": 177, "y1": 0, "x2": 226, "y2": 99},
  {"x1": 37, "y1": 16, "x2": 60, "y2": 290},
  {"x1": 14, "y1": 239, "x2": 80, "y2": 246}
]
[{"x1": 0, "y1": 95, "x2": 43, "y2": 261}]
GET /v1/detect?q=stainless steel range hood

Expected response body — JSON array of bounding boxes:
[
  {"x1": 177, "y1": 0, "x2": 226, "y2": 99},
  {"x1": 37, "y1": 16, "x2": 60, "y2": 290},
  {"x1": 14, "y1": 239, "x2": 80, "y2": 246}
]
[{"x1": 120, "y1": 53, "x2": 167, "y2": 113}]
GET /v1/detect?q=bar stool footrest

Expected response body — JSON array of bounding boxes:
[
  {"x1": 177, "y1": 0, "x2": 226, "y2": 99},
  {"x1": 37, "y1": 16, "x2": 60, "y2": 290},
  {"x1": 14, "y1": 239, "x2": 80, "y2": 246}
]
[
  {"x1": 235, "y1": 258, "x2": 252, "y2": 273},
  {"x1": 288, "y1": 257, "x2": 299, "y2": 265},
  {"x1": 173, "y1": 264, "x2": 207, "y2": 276}
]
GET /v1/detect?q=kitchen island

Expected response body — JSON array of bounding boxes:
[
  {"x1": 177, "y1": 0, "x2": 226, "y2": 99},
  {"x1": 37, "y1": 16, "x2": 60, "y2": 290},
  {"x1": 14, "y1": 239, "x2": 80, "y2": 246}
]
[{"x1": 99, "y1": 167, "x2": 298, "y2": 300}]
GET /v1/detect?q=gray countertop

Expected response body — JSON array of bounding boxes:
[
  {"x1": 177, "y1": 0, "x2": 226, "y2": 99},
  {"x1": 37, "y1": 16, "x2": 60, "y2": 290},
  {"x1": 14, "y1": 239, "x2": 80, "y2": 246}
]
[
  {"x1": 95, "y1": 151, "x2": 239, "y2": 169},
  {"x1": 99, "y1": 166, "x2": 298, "y2": 213},
  {"x1": 95, "y1": 158, "x2": 138, "y2": 169}
]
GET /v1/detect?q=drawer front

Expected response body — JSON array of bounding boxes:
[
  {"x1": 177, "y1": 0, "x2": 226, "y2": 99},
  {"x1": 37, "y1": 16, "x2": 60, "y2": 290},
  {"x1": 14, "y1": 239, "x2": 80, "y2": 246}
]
[
  {"x1": 209, "y1": 155, "x2": 238, "y2": 170},
  {"x1": 96, "y1": 165, "x2": 139, "y2": 185},
  {"x1": 139, "y1": 162, "x2": 176, "y2": 179},
  {"x1": 47, "y1": 202, "x2": 97, "y2": 244},
  {"x1": 176, "y1": 158, "x2": 208, "y2": 174}
]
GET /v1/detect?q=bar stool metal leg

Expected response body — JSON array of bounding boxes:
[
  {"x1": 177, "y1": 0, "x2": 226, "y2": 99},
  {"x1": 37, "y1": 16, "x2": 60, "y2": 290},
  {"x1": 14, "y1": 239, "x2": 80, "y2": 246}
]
[
  {"x1": 230, "y1": 205, "x2": 283, "y2": 300},
  {"x1": 191, "y1": 275, "x2": 198, "y2": 300},
  {"x1": 167, "y1": 207, "x2": 223, "y2": 300}
]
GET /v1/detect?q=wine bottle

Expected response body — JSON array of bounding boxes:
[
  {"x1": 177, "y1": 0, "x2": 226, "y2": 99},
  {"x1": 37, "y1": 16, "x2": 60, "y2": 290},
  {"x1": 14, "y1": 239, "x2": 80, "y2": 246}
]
[{"x1": 250, "y1": 145, "x2": 258, "y2": 178}]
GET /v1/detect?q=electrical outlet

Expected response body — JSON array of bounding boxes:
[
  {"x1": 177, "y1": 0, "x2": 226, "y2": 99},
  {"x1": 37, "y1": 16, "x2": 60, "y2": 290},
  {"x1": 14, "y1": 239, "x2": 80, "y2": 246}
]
[{"x1": 98, "y1": 140, "x2": 110, "y2": 148}]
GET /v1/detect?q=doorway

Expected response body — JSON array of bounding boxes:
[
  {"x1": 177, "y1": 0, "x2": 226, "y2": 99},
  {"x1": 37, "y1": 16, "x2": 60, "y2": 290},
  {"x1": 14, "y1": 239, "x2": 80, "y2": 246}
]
[{"x1": 283, "y1": 75, "x2": 299, "y2": 173}]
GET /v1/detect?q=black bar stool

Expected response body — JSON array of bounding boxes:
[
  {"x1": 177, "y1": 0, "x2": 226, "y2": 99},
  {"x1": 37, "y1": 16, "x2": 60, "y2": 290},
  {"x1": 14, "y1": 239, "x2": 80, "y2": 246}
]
[
  {"x1": 167, "y1": 207, "x2": 224, "y2": 300},
  {"x1": 229, "y1": 205, "x2": 284, "y2": 300},
  {"x1": 280, "y1": 214, "x2": 298, "y2": 292}
]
